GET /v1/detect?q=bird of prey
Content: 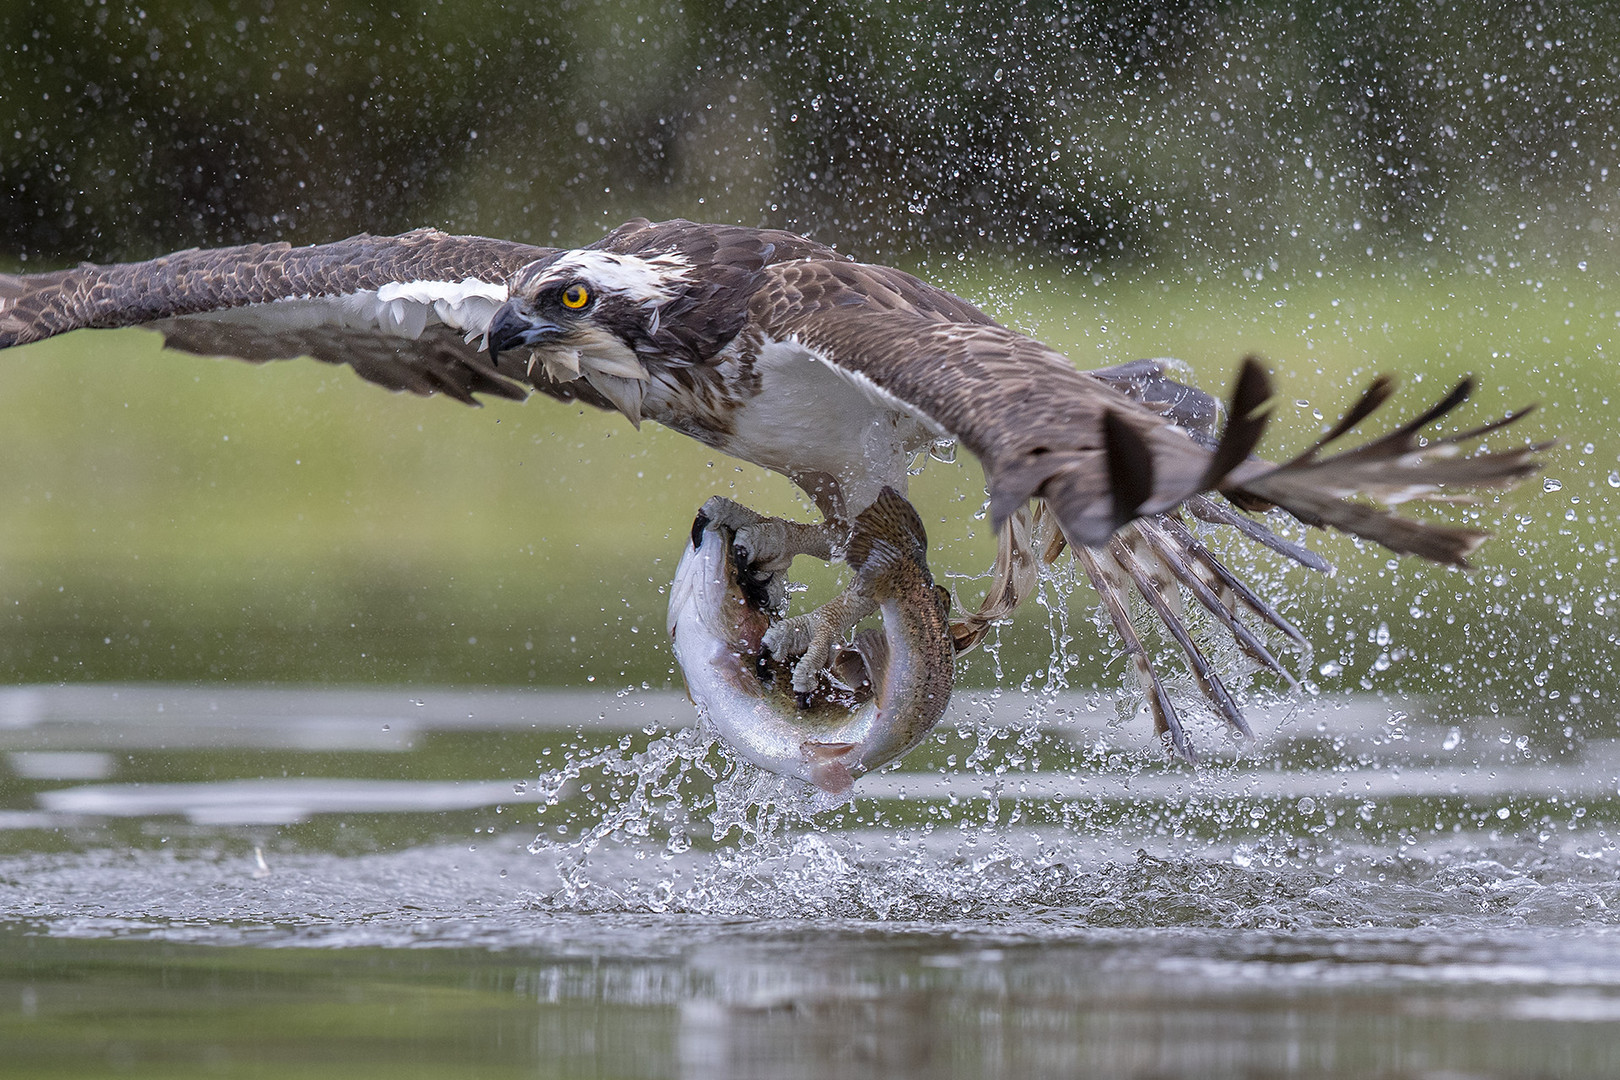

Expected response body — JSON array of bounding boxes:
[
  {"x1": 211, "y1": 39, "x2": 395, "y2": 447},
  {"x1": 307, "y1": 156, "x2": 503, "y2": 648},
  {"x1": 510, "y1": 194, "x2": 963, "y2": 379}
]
[{"x1": 0, "y1": 218, "x2": 1542, "y2": 759}]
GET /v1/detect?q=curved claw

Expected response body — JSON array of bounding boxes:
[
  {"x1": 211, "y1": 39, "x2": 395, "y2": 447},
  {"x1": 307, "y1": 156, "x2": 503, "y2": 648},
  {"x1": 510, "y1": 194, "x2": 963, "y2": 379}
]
[
  {"x1": 698, "y1": 495, "x2": 838, "y2": 574},
  {"x1": 693, "y1": 496, "x2": 876, "y2": 691},
  {"x1": 762, "y1": 589, "x2": 879, "y2": 695}
]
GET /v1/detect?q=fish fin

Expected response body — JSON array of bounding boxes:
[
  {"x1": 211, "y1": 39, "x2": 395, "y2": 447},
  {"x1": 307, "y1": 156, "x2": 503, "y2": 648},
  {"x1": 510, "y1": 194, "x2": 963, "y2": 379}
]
[
  {"x1": 828, "y1": 644, "x2": 873, "y2": 691},
  {"x1": 851, "y1": 627, "x2": 891, "y2": 697},
  {"x1": 845, "y1": 487, "x2": 932, "y2": 594},
  {"x1": 801, "y1": 741, "x2": 858, "y2": 795}
]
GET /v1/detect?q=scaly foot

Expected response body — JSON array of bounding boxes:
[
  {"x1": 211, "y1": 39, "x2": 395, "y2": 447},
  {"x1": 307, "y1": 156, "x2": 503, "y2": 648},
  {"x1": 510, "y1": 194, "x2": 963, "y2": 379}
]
[
  {"x1": 697, "y1": 496, "x2": 839, "y2": 575},
  {"x1": 761, "y1": 586, "x2": 880, "y2": 695},
  {"x1": 698, "y1": 496, "x2": 904, "y2": 697}
]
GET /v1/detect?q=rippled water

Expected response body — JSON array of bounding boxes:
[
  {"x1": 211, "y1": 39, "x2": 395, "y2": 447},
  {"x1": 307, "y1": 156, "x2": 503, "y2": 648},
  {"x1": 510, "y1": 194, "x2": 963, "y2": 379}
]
[{"x1": 2, "y1": 684, "x2": 1618, "y2": 1077}]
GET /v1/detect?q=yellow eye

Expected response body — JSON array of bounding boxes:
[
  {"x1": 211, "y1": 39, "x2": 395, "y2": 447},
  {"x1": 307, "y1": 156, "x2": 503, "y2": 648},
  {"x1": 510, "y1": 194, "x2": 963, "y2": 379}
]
[{"x1": 561, "y1": 283, "x2": 590, "y2": 310}]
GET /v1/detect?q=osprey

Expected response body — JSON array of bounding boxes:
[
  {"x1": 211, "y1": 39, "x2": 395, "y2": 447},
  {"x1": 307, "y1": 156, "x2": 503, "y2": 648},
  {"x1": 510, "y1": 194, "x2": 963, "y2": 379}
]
[{"x1": 0, "y1": 219, "x2": 1542, "y2": 759}]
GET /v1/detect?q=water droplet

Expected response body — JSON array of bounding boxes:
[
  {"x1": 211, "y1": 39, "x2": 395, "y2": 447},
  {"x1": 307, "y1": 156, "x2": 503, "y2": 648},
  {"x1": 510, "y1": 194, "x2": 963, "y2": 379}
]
[
  {"x1": 1296, "y1": 797, "x2": 1317, "y2": 815},
  {"x1": 1543, "y1": 477, "x2": 1563, "y2": 492},
  {"x1": 1607, "y1": 472, "x2": 1619, "y2": 488},
  {"x1": 1442, "y1": 728, "x2": 1462, "y2": 751}
]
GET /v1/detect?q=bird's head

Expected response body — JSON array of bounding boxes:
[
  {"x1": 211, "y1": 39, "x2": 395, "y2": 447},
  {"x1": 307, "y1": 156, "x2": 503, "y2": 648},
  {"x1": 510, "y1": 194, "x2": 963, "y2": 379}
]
[{"x1": 485, "y1": 249, "x2": 691, "y2": 384}]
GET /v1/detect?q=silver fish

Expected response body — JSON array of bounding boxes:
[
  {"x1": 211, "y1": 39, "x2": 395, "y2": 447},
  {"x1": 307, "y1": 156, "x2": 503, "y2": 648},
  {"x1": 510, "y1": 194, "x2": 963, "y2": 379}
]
[{"x1": 667, "y1": 487, "x2": 955, "y2": 795}]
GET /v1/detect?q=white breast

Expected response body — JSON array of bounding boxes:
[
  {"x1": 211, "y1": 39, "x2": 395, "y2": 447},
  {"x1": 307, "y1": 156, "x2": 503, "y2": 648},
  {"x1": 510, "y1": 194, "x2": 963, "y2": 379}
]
[{"x1": 716, "y1": 337, "x2": 941, "y2": 514}]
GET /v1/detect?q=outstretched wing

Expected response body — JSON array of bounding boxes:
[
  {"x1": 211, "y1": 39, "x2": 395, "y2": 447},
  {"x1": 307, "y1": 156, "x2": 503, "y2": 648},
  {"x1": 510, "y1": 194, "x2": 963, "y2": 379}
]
[
  {"x1": 754, "y1": 256, "x2": 1538, "y2": 562},
  {"x1": 752, "y1": 259, "x2": 1270, "y2": 547},
  {"x1": 0, "y1": 230, "x2": 556, "y2": 404}
]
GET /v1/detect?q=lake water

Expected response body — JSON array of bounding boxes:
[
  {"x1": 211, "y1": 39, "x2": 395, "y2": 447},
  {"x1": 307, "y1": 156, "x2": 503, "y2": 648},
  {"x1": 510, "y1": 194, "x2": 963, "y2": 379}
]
[{"x1": 2, "y1": 683, "x2": 1618, "y2": 1078}]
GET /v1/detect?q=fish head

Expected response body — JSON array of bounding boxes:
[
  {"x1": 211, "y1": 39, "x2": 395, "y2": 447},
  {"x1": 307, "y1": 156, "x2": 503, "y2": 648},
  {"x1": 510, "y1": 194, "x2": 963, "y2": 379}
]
[{"x1": 667, "y1": 511, "x2": 777, "y2": 653}]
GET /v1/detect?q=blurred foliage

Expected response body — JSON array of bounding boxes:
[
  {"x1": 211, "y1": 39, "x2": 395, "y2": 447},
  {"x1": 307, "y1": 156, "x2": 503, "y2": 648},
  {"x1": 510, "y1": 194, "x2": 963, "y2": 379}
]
[{"x1": 0, "y1": 0, "x2": 1615, "y2": 266}]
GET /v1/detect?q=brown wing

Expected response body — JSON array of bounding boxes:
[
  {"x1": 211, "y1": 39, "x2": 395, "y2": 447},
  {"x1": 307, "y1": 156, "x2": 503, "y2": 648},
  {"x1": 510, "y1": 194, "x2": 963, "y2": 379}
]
[
  {"x1": 0, "y1": 230, "x2": 556, "y2": 404},
  {"x1": 754, "y1": 258, "x2": 1540, "y2": 560},
  {"x1": 751, "y1": 259, "x2": 1255, "y2": 547},
  {"x1": 756, "y1": 259, "x2": 1541, "y2": 761}
]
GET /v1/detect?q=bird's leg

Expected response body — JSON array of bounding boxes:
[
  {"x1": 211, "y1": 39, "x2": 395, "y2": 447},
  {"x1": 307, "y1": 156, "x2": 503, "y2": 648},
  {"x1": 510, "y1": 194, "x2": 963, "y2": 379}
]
[
  {"x1": 767, "y1": 502, "x2": 1060, "y2": 693},
  {"x1": 697, "y1": 495, "x2": 841, "y2": 617},
  {"x1": 702, "y1": 480, "x2": 892, "y2": 697},
  {"x1": 762, "y1": 587, "x2": 880, "y2": 696},
  {"x1": 697, "y1": 496, "x2": 838, "y2": 572},
  {"x1": 698, "y1": 493, "x2": 867, "y2": 694},
  {"x1": 701, "y1": 491, "x2": 876, "y2": 695},
  {"x1": 699, "y1": 495, "x2": 842, "y2": 615}
]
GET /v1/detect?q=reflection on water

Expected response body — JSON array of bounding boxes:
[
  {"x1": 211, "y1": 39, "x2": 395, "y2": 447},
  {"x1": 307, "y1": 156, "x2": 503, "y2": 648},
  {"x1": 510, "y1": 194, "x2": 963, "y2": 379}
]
[
  {"x1": 5, "y1": 916, "x2": 1620, "y2": 1077},
  {"x1": 2, "y1": 684, "x2": 1619, "y2": 1078}
]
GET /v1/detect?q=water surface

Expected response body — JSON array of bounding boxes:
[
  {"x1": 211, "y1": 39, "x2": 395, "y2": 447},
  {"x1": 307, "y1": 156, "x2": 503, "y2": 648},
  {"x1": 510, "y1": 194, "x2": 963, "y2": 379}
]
[{"x1": 2, "y1": 684, "x2": 1617, "y2": 1078}]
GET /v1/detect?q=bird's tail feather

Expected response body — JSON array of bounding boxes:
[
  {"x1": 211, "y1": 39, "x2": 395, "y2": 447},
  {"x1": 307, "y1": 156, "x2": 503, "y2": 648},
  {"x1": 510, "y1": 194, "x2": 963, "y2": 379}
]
[
  {"x1": 949, "y1": 499, "x2": 1313, "y2": 762},
  {"x1": 1023, "y1": 357, "x2": 1275, "y2": 547},
  {"x1": 1073, "y1": 542, "x2": 1201, "y2": 763},
  {"x1": 1226, "y1": 376, "x2": 1547, "y2": 567},
  {"x1": 1066, "y1": 512, "x2": 1309, "y2": 764},
  {"x1": 1184, "y1": 494, "x2": 1331, "y2": 572},
  {"x1": 1029, "y1": 365, "x2": 1541, "y2": 763}
]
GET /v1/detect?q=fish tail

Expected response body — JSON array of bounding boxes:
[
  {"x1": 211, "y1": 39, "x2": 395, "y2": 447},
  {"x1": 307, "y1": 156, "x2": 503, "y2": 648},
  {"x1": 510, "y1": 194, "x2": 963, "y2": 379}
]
[
  {"x1": 845, "y1": 487, "x2": 934, "y2": 596},
  {"x1": 801, "y1": 741, "x2": 858, "y2": 794}
]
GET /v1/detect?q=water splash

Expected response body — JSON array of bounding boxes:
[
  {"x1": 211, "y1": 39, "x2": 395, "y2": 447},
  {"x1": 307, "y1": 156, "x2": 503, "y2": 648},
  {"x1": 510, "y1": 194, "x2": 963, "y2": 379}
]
[
  {"x1": 522, "y1": 513, "x2": 1337, "y2": 919},
  {"x1": 528, "y1": 725, "x2": 718, "y2": 862},
  {"x1": 528, "y1": 720, "x2": 859, "y2": 912}
]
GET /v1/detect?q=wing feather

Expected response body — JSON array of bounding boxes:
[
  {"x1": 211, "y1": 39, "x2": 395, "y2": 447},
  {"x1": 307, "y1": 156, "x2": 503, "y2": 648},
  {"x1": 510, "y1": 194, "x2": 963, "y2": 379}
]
[
  {"x1": 752, "y1": 256, "x2": 1540, "y2": 762},
  {"x1": 0, "y1": 230, "x2": 554, "y2": 403},
  {"x1": 753, "y1": 258, "x2": 1538, "y2": 566},
  {"x1": 751, "y1": 259, "x2": 1241, "y2": 547},
  {"x1": 0, "y1": 219, "x2": 1547, "y2": 763}
]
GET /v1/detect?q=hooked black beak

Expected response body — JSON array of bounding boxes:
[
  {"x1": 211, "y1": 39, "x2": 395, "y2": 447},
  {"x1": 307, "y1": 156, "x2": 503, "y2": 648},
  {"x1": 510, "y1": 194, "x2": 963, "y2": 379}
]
[{"x1": 486, "y1": 301, "x2": 562, "y2": 371}]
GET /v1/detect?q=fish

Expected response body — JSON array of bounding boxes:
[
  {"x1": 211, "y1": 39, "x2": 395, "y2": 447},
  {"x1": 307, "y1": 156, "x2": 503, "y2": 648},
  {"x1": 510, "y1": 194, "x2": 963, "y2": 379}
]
[{"x1": 667, "y1": 486, "x2": 956, "y2": 795}]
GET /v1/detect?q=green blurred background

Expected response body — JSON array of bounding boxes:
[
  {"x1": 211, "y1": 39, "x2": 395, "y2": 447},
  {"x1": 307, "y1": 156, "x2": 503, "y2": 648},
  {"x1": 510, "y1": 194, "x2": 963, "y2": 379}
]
[{"x1": 0, "y1": 1, "x2": 1612, "y2": 735}]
